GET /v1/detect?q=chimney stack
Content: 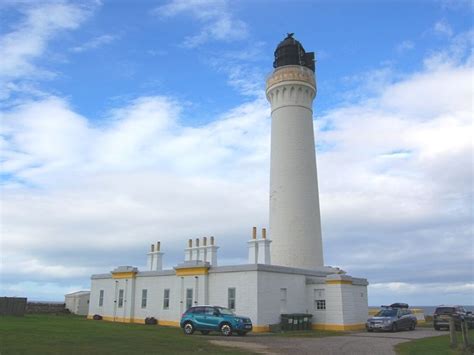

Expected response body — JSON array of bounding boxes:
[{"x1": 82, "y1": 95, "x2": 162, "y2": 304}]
[
  {"x1": 257, "y1": 229, "x2": 271, "y2": 264},
  {"x1": 147, "y1": 241, "x2": 164, "y2": 271},
  {"x1": 248, "y1": 226, "x2": 259, "y2": 264}
]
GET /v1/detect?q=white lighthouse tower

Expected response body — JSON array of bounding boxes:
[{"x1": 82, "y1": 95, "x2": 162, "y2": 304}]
[{"x1": 266, "y1": 34, "x2": 324, "y2": 269}]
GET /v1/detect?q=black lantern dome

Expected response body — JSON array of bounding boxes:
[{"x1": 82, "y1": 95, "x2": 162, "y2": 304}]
[{"x1": 273, "y1": 33, "x2": 315, "y2": 72}]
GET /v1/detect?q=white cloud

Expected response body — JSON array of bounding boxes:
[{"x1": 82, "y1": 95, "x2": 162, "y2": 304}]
[
  {"x1": 395, "y1": 40, "x2": 415, "y2": 53},
  {"x1": 433, "y1": 19, "x2": 454, "y2": 37},
  {"x1": 153, "y1": 0, "x2": 248, "y2": 48},
  {"x1": 0, "y1": 1, "x2": 96, "y2": 100},
  {"x1": 0, "y1": 2, "x2": 91, "y2": 79},
  {"x1": 70, "y1": 34, "x2": 117, "y2": 53}
]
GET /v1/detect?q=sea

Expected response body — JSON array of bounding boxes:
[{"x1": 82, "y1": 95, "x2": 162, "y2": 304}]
[{"x1": 370, "y1": 305, "x2": 474, "y2": 315}]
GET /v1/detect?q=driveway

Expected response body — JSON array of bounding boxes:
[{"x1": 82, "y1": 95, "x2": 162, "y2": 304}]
[{"x1": 208, "y1": 328, "x2": 442, "y2": 355}]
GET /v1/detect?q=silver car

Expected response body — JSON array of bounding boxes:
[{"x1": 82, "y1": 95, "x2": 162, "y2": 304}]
[{"x1": 366, "y1": 307, "x2": 417, "y2": 332}]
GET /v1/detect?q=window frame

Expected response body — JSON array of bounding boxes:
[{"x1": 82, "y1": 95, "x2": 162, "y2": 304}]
[
  {"x1": 141, "y1": 289, "x2": 147, "y2": 309},
  {"x1": 99, "y1": 290, "x2": 104, "y2": 307},
  {"x1": 315, "y1": 299, "x2": 326, "y2": 310},
  {"x1": 118, "y1": 289, "x2": 124, "y2": 308},
  {"x1": 186, "y1": 288, "x2": 193, "y2": 310},
  {"x1": 163, "y1": 289, "x2": 170, "y2": 310},
  {"x1": 227, "y1": 287, "x2": 236, "y2": 310}
]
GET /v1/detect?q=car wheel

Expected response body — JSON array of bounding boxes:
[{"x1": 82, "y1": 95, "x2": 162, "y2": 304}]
[
  {"x1": 391, "y1": 322, "x2": 398, "y2": 332},
  {"x1": 220, "y1": 323, "x2": 233, "y2": 336},
  {"x1": 434, "y1": 325, "x2": 440, "y2": 331},
  {"x1": 367, "y1": 328, "x2": 373, "y2": 332},
  {"x1": 200, "y1": 330, "x2": 210, "y2": 335},
  {"x1": 409, "y1": 322, "x2": 416, "y2": 331},
  {"x1": 183, "y1": 322, "x2": 195, "y2": 335},
  {"x1": 237, "y1": 331, "x2": 247, "y2": 336}
]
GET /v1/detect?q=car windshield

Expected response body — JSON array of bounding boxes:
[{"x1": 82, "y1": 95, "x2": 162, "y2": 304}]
[
  {"x1": 435, "y1": 307, "x2": 456, "y2": 315},
  {"x1": 376, "y1": 309, "x2": 397, "y2": 317},
  {"x1": 217, "y1": 307, "x2": 235, "y2": 315}
]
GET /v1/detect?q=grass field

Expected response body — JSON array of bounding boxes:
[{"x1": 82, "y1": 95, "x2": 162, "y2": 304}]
[
  {"x1": 0, "y1": 314, "x2": 248, "y2": 354},
  {"x1": 395, "y1": 329, "x2": 474, "y2": 355}
]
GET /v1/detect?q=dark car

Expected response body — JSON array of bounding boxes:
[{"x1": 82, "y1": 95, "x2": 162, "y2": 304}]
[
  {"x1": 433, "y1": 306, "x2": 473, "y2": 330},
  {"x1": 180, "y1": 306, "x2": 252, "y2": 336},
  {"x1": 366, "y1": 305, "x2": 417, "y2": 332}
]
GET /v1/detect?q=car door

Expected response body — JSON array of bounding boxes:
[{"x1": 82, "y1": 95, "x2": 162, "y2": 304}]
[
  {"x1": 202, "y1": 307, "x2": 221, "y2": 330},
  {"x1": 192, "y1": 307, "x2": 206, "y2": 328},
  {"x1": 401, "y1": 310, "x2": 411, "y2": 329}
]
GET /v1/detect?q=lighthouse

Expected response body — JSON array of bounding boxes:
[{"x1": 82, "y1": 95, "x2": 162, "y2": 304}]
[{"x1": 266, "y1": 34, "x2": 324, "y2": 269}]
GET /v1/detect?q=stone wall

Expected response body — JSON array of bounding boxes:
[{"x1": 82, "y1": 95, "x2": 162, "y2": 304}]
[{"x1": 26, "y1": 302, "x2": 67, "y2": 314}]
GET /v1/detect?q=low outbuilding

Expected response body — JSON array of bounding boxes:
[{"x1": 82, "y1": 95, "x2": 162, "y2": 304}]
[{"x1": 65, "y1": 291, "x2": 90, "y2": 316}]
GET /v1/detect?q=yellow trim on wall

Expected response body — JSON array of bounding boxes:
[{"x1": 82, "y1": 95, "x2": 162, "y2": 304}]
[
  {"x1": 325, "y1": 280, "x2": 353, "y2": 285},
  {"x1": 87, "y1": 315, "x2": 180, "y2": 327},
  {"x1": 252, "y1": 325, "x2": 270, "y2": 333},
  {"x1": 175, "y1": 267, "x2": 209, "y2": 276},
  {"x1": 112, "y1": 271, "x2": 137, "y2": 279},
  {"x1": 158, "y1": 320, "x2": 180, "y2": 327},
  {"x1": 312, "y1": 323, "x2": 365, "y2": 331}
]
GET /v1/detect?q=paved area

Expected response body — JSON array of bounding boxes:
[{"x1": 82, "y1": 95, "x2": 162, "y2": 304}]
[{"x1": 208, "y1": 328, "x2": 443, "y2": 355}]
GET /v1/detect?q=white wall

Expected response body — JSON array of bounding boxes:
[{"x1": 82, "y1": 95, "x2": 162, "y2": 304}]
[
  {"x1": 208, "y1": 271, "x2": 258, "y2": 323},
  {"x1": 256, "y1": 271, "x2": 307, "y2": 325}
]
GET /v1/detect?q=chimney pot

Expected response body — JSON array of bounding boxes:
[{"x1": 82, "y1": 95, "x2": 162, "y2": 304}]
[
  {"x1": 195, "y1": 238, "x2": 200, "y2": 247},
  {"x1": 188, "y1": 239, "x2": 192, "y2": 248},
  {"x1": 210, "y1": 236, "x2": 215, "y2": 245},
  {"x1": 262, "y1": 228, "x2": 267, "y2": 239},
  {"x1": 203, "y1": 237, "x2": 207, "y2": 246},
  {"x1": 252, "y1": 226, "x2": 257, "y2": 239},
  {"x1": 156, "y1": 241, "x2": 160, "y2": 251},
  {"x1": 151, "y1": 244, "x2": 155, "y2": 252}
]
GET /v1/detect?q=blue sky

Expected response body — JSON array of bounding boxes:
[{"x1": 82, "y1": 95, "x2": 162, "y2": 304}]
[{"x1": 0, "y1": 0, "x2": 473, "y2": 306}]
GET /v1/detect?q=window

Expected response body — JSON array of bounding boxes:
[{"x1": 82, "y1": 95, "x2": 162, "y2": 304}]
[
  {"x1": 193, "y1": 307, "x2": 205, "y2": 314},
  {"x1": 186, "y1": 288, "x2": 193, "y2": 310},
  {"x1": 316, "y1": 300, "x2": 326, "y2": 310},
  {"x1": 228, "y1": 288, "x2": 236, "y2": 310},
  {"x1": 280, "y1": 288, "x2": 287, "y2": 313},
  {"x1": 99, "y1": 290, "x2": 104, "y2": 307},
  {"x1": 141, "y1": 289, "x2": 147, "y2": 308},
  {"x1": 118, "y1": 289, "x2": 124, "y2": 308},
  {"x1": 205, "y1": 307, "x2": 215, "y2": 316},
  {"x1": 163, "y1": 289, "x2": 170, "y2": 309},
  {"x1": 314, "y1": 289, "x2": 325, "y2": 310}
]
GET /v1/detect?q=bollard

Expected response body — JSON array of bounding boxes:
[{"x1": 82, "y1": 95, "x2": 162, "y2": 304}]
[{"x1": 449, "y1": 317, "x2": 457, "y2": 348}]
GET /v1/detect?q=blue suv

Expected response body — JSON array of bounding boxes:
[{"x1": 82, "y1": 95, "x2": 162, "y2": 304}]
[{"x1": 180, "y1": 306, "x2": 253, "y2": 336}]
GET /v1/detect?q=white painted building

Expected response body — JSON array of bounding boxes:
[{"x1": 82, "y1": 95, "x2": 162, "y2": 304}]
[
  {"x1": 88, "y1": 34, "x2": 369, "y2": 332},
  {"x1": 65, "y1": 291, "x2": 90, "y2": 316}
]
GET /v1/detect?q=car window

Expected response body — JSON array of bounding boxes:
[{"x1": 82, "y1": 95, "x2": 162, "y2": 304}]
[
  {"x1": 435, "y1": 307, "x2": 456, "y2": 315},
  {"x1": 204, "y1": 307, "x2": 215, "y2": 315},
  {"x1": 376, "y1": 309, "x2": 397, "y2": 317},
  {"x1": 193, "y1": 307, "x2": 205, "y2": 314}
]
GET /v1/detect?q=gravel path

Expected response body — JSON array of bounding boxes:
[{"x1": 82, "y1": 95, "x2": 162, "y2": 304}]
[{"x1": 208, "y1": 328, "x2": 442, "y2": 355}]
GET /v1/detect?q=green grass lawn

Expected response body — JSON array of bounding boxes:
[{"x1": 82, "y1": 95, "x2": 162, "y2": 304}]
[
  {"x1": 0, "y1": 314, "x2": 249, "y2": 355},
  {"x1": 395, "y1": 329, "x2": 474, "y2": 355}
]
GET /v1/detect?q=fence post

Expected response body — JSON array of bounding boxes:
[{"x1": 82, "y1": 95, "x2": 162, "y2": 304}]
[
  {"x1": 449, "y1": 317, "x2": 457, "y2": 349},
  {"x1": 461, "y1": 318, "x2": 469, "y2": 349}
]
